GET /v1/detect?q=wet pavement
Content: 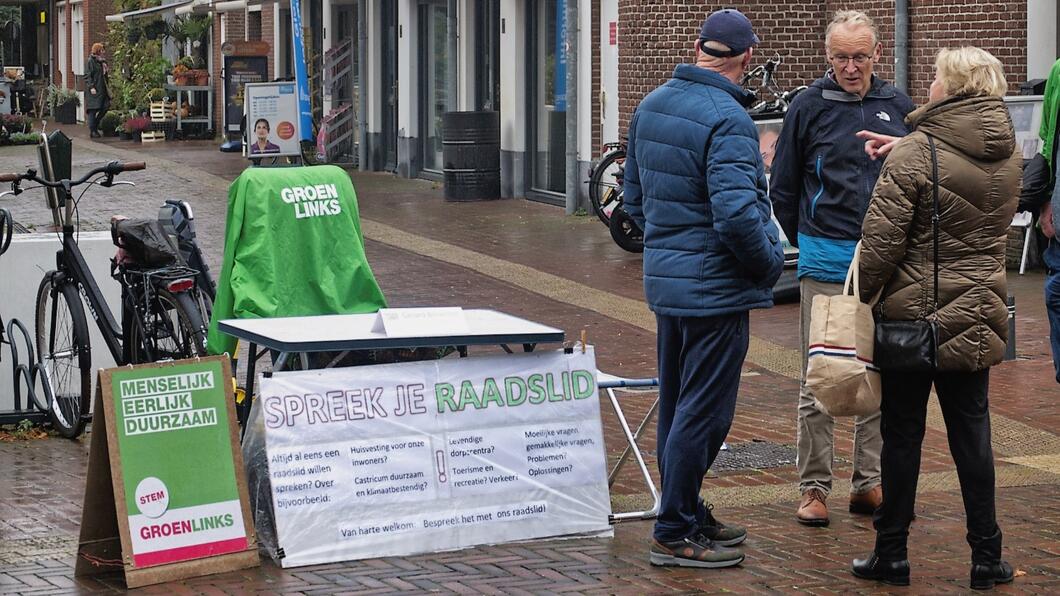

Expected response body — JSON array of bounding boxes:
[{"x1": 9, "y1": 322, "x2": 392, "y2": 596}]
[{"x1": 0, "y1": 124, "x2": 1058, "y2": 594}]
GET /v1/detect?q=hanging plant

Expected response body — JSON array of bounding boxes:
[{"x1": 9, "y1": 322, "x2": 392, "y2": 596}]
[{"x1": 144, "y1": 19, "x2": 166, "y2": 41}]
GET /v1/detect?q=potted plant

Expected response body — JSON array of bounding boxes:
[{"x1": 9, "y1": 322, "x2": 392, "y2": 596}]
[
  {"x1": 47, "y1": 85, "x2": 81, "y2": 124},
  {"x1": 116, "y1": 123, "x2": 129, "y2": 141},
  {"x1": 100, "y1": 112, "x2": 122, "y2": 137},
  {"x1": 123, "y1": 116, "x2": 150, "y2": 142}
]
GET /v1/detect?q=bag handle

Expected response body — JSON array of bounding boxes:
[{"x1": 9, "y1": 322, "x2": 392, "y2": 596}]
[
  {"x1": 843, "y1": 240, "x2": 862, "y2": 297},
  {"x1": 926, "y1": 134, "x2": 940, "y2": 317}
]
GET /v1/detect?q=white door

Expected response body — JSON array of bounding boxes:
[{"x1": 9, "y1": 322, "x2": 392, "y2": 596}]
[
  {"x1": 600, "y1": 0, "x2": 619, "y2": 145},
  {"x1": 57, "y1": 5, "x2": 67, "y2": 86}
]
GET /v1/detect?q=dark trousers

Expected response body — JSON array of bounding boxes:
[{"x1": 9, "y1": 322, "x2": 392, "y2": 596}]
[
  {"x1": 874, "y1": 368, "x2": 1002, "y2": 564},
  {"x1": 87, "y1": 108, "x2": 106, "y2": 134},
  {"x1": 653, "y1": 311, "x2": 748, "y2": 542},
  {"x1": 1044, "y1": 239, "x2": 1060, "y2": 384}
]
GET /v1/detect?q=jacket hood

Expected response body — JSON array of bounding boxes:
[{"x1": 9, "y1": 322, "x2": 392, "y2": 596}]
[
  {"x1": 809, "y1": 72, "x2": 899, "y2": 102},
  {"x1": 907, "y1": 95, "x2": 1016, "y2": 162}
]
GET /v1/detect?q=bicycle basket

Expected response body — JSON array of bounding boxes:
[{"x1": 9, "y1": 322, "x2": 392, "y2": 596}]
[{"x1": 112, "y1": 219, "x2": 181, "y2": 268}]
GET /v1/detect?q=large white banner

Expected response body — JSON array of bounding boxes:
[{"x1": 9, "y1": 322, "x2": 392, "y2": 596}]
[{"x1": 258, "y1": 348, "x2": 612, "y2": 567}]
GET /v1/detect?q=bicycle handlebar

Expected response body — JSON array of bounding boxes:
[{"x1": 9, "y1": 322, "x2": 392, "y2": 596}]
[{"x1": 1, "y1": 161, "x2": 144, "y2": 189}]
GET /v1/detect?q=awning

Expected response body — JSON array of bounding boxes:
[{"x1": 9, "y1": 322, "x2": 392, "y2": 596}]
[
  {"x1": 106, "y1": 0, "x2": 195, "y2": 22},
  {"x1": 175, "y1": 0, "x2": 250, "y2": 16}
]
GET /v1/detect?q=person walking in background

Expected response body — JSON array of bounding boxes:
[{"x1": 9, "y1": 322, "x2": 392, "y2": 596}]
[
  {"x1": 1018, "y1": 58, "x2": 1060, "y2": 384},
  {"x1": 852, "y1": 46, "x2": 1020, "y2": 590},
  {"x1": 85, "y1": 42, "x2": 109, "y2": 139},
  {"x1": 623, "y1": 9, "x2": 785, "y2": 569},
  {"x1": 769, "y1": 10, "x2": 914, "y2": 527}
]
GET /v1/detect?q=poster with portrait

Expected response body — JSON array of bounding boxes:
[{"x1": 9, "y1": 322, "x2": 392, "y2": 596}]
[
  {"x1": 1002, "y1": 95, "x2": 1044, "y2": 160},
  {"x1": 243, "y1": 82, "x2": 301, "y2": 159},
  {"x1": 755, "y1": 118, "x2": 784, "y2": 180}
]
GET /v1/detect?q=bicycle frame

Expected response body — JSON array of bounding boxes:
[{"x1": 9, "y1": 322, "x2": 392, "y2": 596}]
[{"x1": 45, "y1": 192, "x2": 126, "y2": 365}]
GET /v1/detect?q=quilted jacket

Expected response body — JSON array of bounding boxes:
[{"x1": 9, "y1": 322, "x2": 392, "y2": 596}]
[
  {"x1": 623, "y1": 64, "x2": 785, "y2": 317},
  {"x1": 858, "y1": 95, "x2": 1021, "y2": 371}
]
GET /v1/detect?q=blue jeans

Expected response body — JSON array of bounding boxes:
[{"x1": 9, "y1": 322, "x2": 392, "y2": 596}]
[
  {"x1": 653, "y1": 311, "x2": 749, "y2": 542},
  {"x1": 1045, "y1": 239, "x2": 1060, "y2": 384}
]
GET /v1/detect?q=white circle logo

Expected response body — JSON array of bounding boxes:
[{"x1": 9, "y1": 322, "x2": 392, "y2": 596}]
[{"x1": 135, "y1": 477, "x2": 170, "y2": 519}]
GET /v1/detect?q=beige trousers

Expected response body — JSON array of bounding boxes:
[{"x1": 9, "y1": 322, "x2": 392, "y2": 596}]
[{"x1": 798, "y1": 277, "x2": 882, "y2": 497}]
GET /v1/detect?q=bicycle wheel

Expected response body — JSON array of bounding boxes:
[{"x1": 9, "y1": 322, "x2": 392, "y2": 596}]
[
  {"x1": 609, "y1": 207, "x2": 645, "y2": 254},
  {"x1": 129, "y1": 288, "x2": 208, "y2": 363},
  {"x1": 589, "y1": 149, "x2": 625, "y2": 226},
  {"x1": 35, "y1": 275, "x2": 91, "y2": 439}
]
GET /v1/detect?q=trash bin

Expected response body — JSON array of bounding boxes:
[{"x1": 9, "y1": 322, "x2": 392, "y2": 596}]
[{"x1": 442, "y1": 111, "x2": 500, "y2": 201}]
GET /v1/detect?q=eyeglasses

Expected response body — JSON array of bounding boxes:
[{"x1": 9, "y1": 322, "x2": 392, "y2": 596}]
[{"x1": 830, "y1": 54, "x2": 873, "y2": 67}]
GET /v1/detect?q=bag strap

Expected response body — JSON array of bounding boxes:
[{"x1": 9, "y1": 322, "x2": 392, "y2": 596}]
[
  {"x1": 843, "y1": 240, "x2": 861, "y2": 297},
  {"x1": 926, "y1": 134, "x2": 940, "y2": 316}
]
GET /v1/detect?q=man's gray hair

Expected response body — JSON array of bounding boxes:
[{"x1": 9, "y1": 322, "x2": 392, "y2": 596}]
[{"x1": 825, "y1": 10, "x2": 879, "y2": 48}]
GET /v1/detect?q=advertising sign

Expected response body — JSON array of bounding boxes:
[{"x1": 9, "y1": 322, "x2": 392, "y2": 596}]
[
  {"x1": 289, "y1": 0, "x2": 315, "y2": 142},
  {"x1": 223, "y1": 56, "x2": 269, "y2": 134},
  {"x1": 244, "y1": 81, "x2": 301, "y2": 158},
  {"x1": 258, "y1": 348, "x2": 612, "y2": 567},
  {"x1": 75, "y1": 356, "x2": 258, "y2": 588}
]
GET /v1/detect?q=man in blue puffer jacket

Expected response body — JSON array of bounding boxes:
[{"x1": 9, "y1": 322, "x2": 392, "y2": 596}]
[
  {"x1": 769, "y1": 10, "x2": 914, "y2": 528},
  {"x1": 623, "y1": 9, "x2": 785, "y2": 569}
]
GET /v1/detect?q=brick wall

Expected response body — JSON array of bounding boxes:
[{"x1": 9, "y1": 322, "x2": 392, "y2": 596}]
[
  {"x1": 618, "y1": 1, "x2": 1029, "y2": 131},
  {"x1": 262, "y1": 4, "x2": 275, "y2": 79},
  {"x1": 213, "y1": 10, "x2": 247, "y2": 131}
]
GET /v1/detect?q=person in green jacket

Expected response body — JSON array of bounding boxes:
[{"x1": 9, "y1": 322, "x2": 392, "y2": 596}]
[{"x1": 85, "y1": 42, "x2": 110, "y2": 138}]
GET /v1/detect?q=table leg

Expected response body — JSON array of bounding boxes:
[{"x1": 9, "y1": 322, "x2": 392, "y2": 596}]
[{"x1": 240, "y1": 341, "x2": 258, "y2": 431}]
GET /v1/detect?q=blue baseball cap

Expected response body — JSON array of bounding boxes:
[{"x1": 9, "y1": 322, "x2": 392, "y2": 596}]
[{"x1": 699, "y1": 9, "x2": 760, "y2": 56}]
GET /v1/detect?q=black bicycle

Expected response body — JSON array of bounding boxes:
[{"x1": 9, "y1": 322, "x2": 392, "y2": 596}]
[{"x1": 0, "y1": 146, "x2": 209, "y2": 438}]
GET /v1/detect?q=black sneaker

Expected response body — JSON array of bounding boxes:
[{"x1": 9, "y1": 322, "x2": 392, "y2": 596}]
[
  {"x1": 649, "y1": 532, "x2": 745, "y2": 569},
  {"x1": 700, "y1": 503, "x2": 747, "y2": 546}
]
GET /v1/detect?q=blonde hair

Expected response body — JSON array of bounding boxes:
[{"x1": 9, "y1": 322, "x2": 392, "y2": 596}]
[
  {"x1": 935, "y1": 47, "x2": 1007, "y2": 98},
  {"x1": 825, "y1": 10, "x2": 879, "y2": 48}
]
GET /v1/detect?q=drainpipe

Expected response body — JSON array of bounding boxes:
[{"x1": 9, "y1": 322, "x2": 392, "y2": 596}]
[
  {"x1": 895, "y1": 0, "x2": 909, "y2": 93},
  {"x1": 447, "y1": 0, "x2": 457, "y2": 111},
  {"x1": 564, "y1": 0, "x2": 578, "y2": 215},
  {"x1": 358, "y1": 0, "x2": 367, "y2": 170}
]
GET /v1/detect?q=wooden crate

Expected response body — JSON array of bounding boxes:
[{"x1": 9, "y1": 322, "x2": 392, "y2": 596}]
[
  {"x1": 149, "y1": 101, "x2": 176, "y2": 123},
  {"x1": 141, "y1": 131, "x2": 166, "y2": 143}
]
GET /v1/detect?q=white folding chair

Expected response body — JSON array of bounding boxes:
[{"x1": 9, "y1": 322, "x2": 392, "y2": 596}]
[
  {"x1": 598, "y1": 371, "x2": 661, "y2": 522},
  {"x1": 1011, "y1": 211, "x2": 1034, "y2": 275}
]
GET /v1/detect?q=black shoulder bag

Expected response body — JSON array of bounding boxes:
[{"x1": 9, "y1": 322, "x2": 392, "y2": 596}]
[{"x1": 873, "y1": 135, "x2": 941, "y2": 372}]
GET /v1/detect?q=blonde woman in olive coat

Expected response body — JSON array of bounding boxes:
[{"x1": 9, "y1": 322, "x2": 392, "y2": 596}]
[{"x1": 851, "y1": 47, "x2": 1021, "y2": 590}]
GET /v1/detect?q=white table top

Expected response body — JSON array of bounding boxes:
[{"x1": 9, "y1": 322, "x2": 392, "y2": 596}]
[{"x1": 218, "y1": 309, "x2": 565, "y2": 353}]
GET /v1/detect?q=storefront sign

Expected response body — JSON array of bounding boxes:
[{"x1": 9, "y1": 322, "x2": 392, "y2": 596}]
[
  {"x1": 75, "y1": 356, "x2": 258, "y2": 588},
  {"x1": 289, "y1": 0, "x2": 315, "y2": 142},
  {"x1": 244, "y1": 81, "x2": 301, "y2": 158},
  {"x1": 221, "y1": 40, "x2": 271, "y2": 57},
  {"x1": 224, "y1": 56, "x2": 269, "y2": 134},
  {"x1": 259, "y1": 348, "x2": 612, "y2": 567},
  {"x1": 554, "y1": 0, "x2": 567, "y2": 111}
]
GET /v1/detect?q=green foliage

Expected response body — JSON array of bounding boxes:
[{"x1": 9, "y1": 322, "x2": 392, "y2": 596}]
[
  {"x1": 46, "y1": 85, "x2": 80, "y2": 113},
  {"x1": 100, "y1": 111, "x2": 122, "y2": 135},
  {"x1": 106, "y1": 22, "x2": 170, "y2": 112}
]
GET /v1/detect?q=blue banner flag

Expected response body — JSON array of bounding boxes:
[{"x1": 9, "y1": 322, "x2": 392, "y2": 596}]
[{"x1": 290, "y1": 0, "x2": 315, "y2": 142}]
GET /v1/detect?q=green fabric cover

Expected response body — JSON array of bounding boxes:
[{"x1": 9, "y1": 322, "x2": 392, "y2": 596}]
[
  {"x1": 1041, "y1": 58, "x2": 1060, "y2": 167},
  {"x1": 207, "y1": 165, "x2": 387, "y2": 355}
]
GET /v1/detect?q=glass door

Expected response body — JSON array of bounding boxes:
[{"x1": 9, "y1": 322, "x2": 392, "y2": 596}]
[
  {"x1": 474, "y1": 0, "x2": 500, "y2": 111},
  {"x1": 418, "y1": 0, "x2": 448, "y2": 173},
  {"x1": 527, "y1": 0, "x2": 566, "y2": 199},
  {"x1": 381, "y1": 0, "x2": 398, "y2": 171}
]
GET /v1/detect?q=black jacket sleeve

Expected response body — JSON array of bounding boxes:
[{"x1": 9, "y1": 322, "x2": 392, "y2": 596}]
[{"x1": 769, "y1": 99, "x2": 806, "y2": 248}]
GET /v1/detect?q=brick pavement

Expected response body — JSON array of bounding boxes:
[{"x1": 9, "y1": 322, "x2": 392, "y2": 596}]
[{"x1": 1, "y1": 125, "x2": 1059, "y2": 593}]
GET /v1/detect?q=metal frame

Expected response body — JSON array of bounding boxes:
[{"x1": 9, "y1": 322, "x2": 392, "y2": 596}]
[{"x1": 599, "y1": 373, "x2": 660, "y2": 523}]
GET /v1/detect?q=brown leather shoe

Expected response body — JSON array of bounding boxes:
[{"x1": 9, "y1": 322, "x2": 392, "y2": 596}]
[
  {"x1": 796, "y1": 488, "x2": 829, "y2": 526},
  {"x1": 849, "y1": 485, "x2": 883, "y2": 515}
]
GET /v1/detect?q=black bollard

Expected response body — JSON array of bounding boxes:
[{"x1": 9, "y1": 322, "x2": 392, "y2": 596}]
[{"x1": 1004, "y1": 294, "x2": 1016, "y2": 361}]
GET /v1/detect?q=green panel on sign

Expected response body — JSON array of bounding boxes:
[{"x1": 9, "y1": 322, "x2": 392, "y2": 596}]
[{"x1": 111, "y1": 360, "x2": 239, "y2": 512}]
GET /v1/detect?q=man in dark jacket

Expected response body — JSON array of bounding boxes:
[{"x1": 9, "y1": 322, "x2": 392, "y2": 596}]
[
  {"x1": 624, "y1": 9, "x2": 784, "y2": 569},
  {"x1": 768, "y1": 10, "x2": 914, "y2": 528}
]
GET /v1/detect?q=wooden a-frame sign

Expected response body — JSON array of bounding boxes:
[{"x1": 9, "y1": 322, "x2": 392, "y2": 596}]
[{"x1": 75, "y1": 355, "x2": 259, "y2": 588}]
